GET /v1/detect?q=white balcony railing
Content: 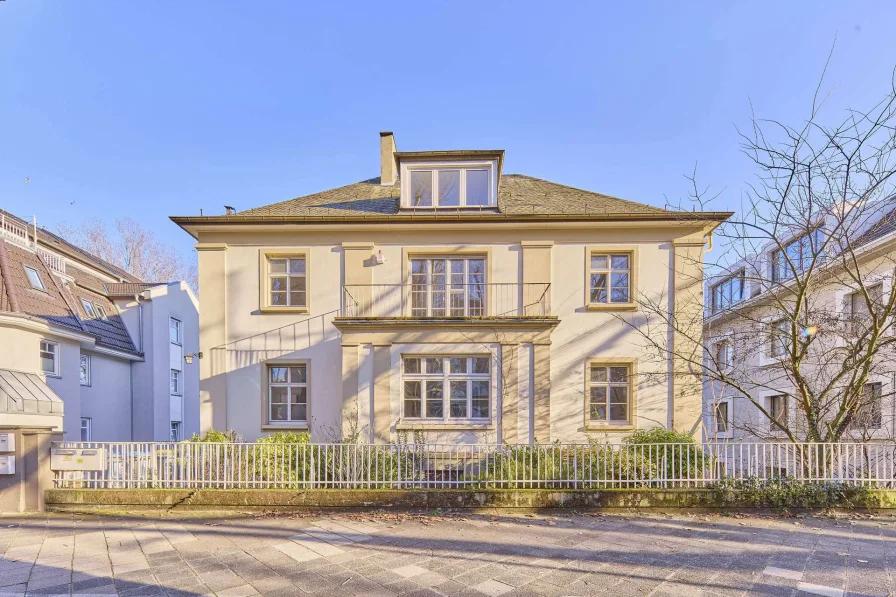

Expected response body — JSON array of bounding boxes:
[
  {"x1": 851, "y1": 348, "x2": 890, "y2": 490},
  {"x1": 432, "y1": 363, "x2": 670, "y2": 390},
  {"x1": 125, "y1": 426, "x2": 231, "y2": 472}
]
[
  {"x1": 341, "y1": 283, "x2": 552, "y2": 318},
  {"x1": 37, "y1": 248, "x2": 66, "y2": 274},
  {"x1": 0, "y1": 214, "x2": 32, "y2": 249}
]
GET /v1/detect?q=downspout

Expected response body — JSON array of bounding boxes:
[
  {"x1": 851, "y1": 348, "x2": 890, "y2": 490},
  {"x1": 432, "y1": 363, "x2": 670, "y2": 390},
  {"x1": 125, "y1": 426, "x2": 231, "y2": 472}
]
[
  {"x1": 131, "y1": 294, "x2": 144, "y2": 441},
  {"x1": 0, "y1": 240, "x2": 22, "y2": 312}
]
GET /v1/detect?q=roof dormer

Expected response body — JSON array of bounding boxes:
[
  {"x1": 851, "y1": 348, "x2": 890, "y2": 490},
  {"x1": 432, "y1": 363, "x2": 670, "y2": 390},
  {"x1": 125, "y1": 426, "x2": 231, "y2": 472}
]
[{"x1": 379, "y1": 132, "x2": 502, "y2": 210}]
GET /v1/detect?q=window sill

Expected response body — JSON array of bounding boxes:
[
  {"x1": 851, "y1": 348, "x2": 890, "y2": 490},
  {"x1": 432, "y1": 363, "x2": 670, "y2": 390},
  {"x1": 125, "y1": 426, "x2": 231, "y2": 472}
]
[
  {"x1": 260, "y1": 306, "x2": 310, "y2": 314},
  {"x1": 585, "y1": 424, "x2": 635, "y2": 432},
  {"x1": 586, "y1": 303, "x2": 637, "y2": 312},
  {"x1": 262, "y1": 424, "x2": 309, "y2": 431},
  {"x1": 396, "y1": 421, "x2": 494, "y2": 431}
]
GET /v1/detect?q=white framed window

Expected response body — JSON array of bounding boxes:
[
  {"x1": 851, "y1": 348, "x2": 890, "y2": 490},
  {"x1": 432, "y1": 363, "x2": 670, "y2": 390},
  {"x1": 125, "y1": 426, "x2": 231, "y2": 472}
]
[
  {"x1": 711, "y1": 270, "x2": 745, "y2": 313},
  {"x1": 40, "y1": 340, "x2": 59, "y2": 377},
  {"x1": 410, "y1": 257, "x2": 486, "y2": 316},
  {"x1": 169, "y1": 317, "x2": 182, "y2": 345},
  {"x1": 170, "y1": 369, "x2": 182, "y2": 395},
  {"x1": 79, "y1": 354, "x2": 91, "y2": 386},
  {"x1": 714, "y1": 340, "x2": 732, "y2": 370},
  {"x1": 268, "y1": 364, "x2": 308, "y2": 424},
  {"x1": 80, "y1": 417, "x2": 92, "y2": 442},
  {"x1": 402, "y1": 356, "x2": 490, "y2": 420},
  {"x1": 714, "y1": 401, "x2": 731, "y2": 434},
  {"x1": 94, "y1": 304, "x2": 108, "y2": 320},
  {"x1": 80, "y1": 299, "x2": 96, "y2": 319},
  {"x1": 849, "y1": 382, "x2": 883, "y2": 430},
  {"x1": 402, "y1": 164, "x2": 495, "y2": 208},
  {"x1": 771, "y1": 229, "x2": 823, "y2": 282},
  {"x1": 589, "y1": 253, "x2": 631, "y2": 304},
  {"x1": 268, "y1": 257, "x2": 307, "y2": 307},
  {"x1": 588, "y1": 363, "x2": 631, "y2": 425},
  {"x1": 767, "y1": 394, "x2": 788, "y2": 432},
  {"x1": 24, "y1": 266, "x2": 45, "y2": 291},
  {"x1": 170, "y1": 421, "x2": 181, "y2": 442},
  {"x1": 767, "y1": 319, "x2": 790, "y2": 359}
]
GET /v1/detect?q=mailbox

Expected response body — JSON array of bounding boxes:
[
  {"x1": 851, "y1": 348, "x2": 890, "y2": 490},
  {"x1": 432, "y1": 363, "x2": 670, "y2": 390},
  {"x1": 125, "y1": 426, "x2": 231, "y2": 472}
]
[
  {"x1": 0, "y1": 455, "x2": 14, "y2": 475},
  {"x1": 0, "y1": 433, "x2": 13, "y2": 452},
  {"x1": 50, "y1": 448, "x2": 105, "y2": 471}
]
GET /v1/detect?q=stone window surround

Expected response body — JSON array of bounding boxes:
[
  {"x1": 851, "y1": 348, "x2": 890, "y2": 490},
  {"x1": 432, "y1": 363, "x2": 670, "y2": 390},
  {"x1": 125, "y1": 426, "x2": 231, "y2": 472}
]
[
  {"x1": 583, "y1": 245, "x2": 639, "y2": 312},
  {"x1": 258, "y1": 248, "x2": 311, "y2": 314},
  {"x1": 583, "y1": 356, "x2": 638, "y2": 432},
  {"x1": 260, "y1": 358, "x2": 311, "y2": 432}
]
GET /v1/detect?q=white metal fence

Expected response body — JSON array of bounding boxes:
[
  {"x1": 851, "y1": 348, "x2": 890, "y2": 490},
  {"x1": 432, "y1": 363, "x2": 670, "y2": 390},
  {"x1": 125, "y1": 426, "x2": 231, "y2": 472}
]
[{"x1": 52, "y1": 442, "x2": 896, "y2": 490}]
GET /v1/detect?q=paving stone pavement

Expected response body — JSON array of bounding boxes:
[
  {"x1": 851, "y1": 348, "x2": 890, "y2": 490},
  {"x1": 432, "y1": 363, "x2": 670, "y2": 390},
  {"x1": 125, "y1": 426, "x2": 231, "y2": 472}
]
[{"x1": 0, "y1": 511, "x2": 893, "y2": 596}]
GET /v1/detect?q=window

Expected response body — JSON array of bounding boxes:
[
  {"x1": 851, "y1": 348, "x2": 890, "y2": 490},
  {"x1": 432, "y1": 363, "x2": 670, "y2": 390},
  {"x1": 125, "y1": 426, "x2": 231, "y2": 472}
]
[
  {"x1": 589, "y1": 254, "x2": 631, "y2": 304},
  {"x1": 714, "y1": 341, "x2": 731, "y2": 370},
  {"x1": 268, "y1": 257, "x2": 306, "y2": 307},
  {"x1": 850, "y1": 284, "x2": 883, "y2": 334},
  {"x1": 402, "y1": 356, "x2": 490, "y2": 420},
  {"x1": 767, "y1": 395, "x2": 788, "y2": 431},
  {"x1": 40, "y1": 340, "x2": 59, "y2": 377},
  {"x1": 94, "y1": 305, "x2": 108, "y2": 320},
  {"x1": 80, "y1": 418, "x2": 91, "y2": 442},
  {"x1": 771, "y1": 229, "x2": 823, "y2": 282},
  {"x1": 170, "y1": 369, "x2": 182, "y2": 395},
  {"x1": 268, "y1": 364, "x2": 308, "y2": 424},
  {"x1": 588, "y1": 364, "x2": 631, "y2": 425},
  {"x1": 711, "y1": 270, "x2": 745, "y2": 313},
  {"x1": 24, "y1": 266, "x2": 45, "y2": 291},
  {"x1": 410, "y1": 257, "x2": 486, "y2": 316},
  {"x1": 849, "y1": 382, "x2": 883, "y2": 430},
  {"x1": 767, "y1": 320, "x2": 790, "y2": 359},
  {"x1": 79, "y1": 355, "x2": 91, "y2": 386},
  {"x1": 406, "y1": 168, "x2": 492, "y2": 208},
  {"x1": 169, "y1": 318, "x2": 182, "y2": 345},
  {"x1": 170, "y1": 421, "x2": 181, "y2": 442},
  {"x1": 715, "y1": 402, "x2": 730, "y2": 433},
  {"x1": 80, "y1": 299, "x2": 96, "y2": 319}
]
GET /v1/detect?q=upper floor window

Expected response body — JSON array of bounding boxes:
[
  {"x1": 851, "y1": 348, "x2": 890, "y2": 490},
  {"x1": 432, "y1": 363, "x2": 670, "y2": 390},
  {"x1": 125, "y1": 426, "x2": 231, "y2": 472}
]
[
  {"x1": 170, "y1": 369, "x2": 182, "y2": 395},
  {"x1": 714, "y1": 340, "x2": 731, "y2": 370},
  {"x1": 767, "y1": 394, "x2": 788, "y2": 431},
  {"x1": 711, "y1": 270, "x2": 744, "y2": 313},
  {"x1": 849, "y1": 382, "x2": 883, "y2": 430},
  {"x1": 169, "y1": 318, "x2": 182, "y2": 345},
  {"x1": 40, "y1": 340, "x2": 59, "y2": 377},
  {"x1": 80, "y1": 299, "x2": 96, "y2": 319},
  {"x1": 589, "y1": 253, "x2": 631, "y2": 304},
  {"x1": 268, "y1": 256, "x2": 307, "y2": 308},
  {"x1": 410, "y1": 257, "x2": 486, "y2": 317},
  {"x1": 79, "y1": 354, "x2": 91, "y2": 386},
  {"x1": 714, "y1": 401, "x2": 730, "y2": 434},
  {"x1": 771, "y1": 229, "x2": 823, "y2": 282},
  {"x1": 94, "y1": 304, "x2": 108, "y2": 320},
  {"x1": 24, "y1": 266, "x2": 45, "y2": 291},
  {"x1": 403, "y1": 166, "x2": 494, "y2": 208}
]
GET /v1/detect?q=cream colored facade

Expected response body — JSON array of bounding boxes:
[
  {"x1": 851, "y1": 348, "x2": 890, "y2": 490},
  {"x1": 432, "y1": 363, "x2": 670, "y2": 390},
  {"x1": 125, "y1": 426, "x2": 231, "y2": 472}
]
[{"x1": 176, "y1": 136, "x2": 726, "y2": 444}]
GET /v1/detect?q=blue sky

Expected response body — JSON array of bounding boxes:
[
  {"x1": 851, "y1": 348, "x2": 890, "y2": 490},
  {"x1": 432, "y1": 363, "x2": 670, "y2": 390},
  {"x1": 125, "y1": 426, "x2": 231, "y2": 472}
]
[{"x1": 1, "y1": 0, "x2": 895, "y2": 261}]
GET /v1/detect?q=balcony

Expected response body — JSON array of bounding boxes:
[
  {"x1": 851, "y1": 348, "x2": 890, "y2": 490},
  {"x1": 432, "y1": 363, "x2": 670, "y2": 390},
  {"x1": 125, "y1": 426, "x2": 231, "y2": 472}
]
[{"x1": 341, "y1": 283, "x2": 552, "y2": 319}]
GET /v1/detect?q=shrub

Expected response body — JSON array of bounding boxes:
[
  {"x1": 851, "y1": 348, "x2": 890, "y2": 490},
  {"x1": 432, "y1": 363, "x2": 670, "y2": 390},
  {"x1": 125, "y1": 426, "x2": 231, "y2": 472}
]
[
  {"x1": 711, "y1": 477, "x2": 871, "y2": 509},
  {"x1": 187, "y1": 428, "x2": 238, "y2": 443},
  {"x1": 623, "y1": 428, "x2": 707, "y2": 483}
]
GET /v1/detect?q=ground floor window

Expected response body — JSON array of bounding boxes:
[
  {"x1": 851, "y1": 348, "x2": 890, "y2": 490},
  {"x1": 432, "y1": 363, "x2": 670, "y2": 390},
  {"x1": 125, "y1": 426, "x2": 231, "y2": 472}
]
[
  {"x1": 402, "y1": 355, "x2": 490, "y2": 420},
  {"x1": 80, "y1": 417, "x2": 91, "y2": 442},
  {"x1": 170, "y1": 421, "x2": 181, "y2": 442},
  {"x1": 588, "y1": 363, "x2": 631, "y2": 424},
  {"x1": 849, "y1": 382, "x2": 883, "y2": 430},
  {"x1": 767, "y1": 394, "x2": 788, "y2": 431},
  {"x1": 269, "y1": 364, "x2": 308, "y2": 424},
  {"x1": 714, "y1": 401, "x2": 730, "y2": 433}
]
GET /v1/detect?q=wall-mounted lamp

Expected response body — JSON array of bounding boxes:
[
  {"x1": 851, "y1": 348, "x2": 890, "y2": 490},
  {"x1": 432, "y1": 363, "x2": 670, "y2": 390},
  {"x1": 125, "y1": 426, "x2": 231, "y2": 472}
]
[
  {"x1": 373, "y1": 250, "x2": 386, "y2": 265},
  {"x1": 184, "y1": 352, "x2": 203, "y2": 365}
]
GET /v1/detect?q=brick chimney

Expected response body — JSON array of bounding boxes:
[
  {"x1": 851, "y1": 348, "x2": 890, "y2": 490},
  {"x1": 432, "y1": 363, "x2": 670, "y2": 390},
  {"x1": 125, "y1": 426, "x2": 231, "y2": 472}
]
[{"x1": 379, "y1": 132, "x2": 397, "y2": 186}]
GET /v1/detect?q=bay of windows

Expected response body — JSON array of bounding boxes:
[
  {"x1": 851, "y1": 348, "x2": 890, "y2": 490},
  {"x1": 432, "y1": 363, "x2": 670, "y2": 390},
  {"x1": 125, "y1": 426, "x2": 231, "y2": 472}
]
[
  {"x1": 408, "y1": 168, "x2": 490, "y2": 208},
  {"x1": 589, "y1": 254, "x2": 630, "y2": 304},
  {"x1": 588, "y1": 364, "x2": 631, "y2": 424},
  {"x1": 410, "y1": 257, "x2": 486, "y2": 317},
  {"x1": 402, "y1": 356, "x2": 490, "y2": 420},
  {"x1": 771, "y1": 229, "x2": 823, "y2": 282}
]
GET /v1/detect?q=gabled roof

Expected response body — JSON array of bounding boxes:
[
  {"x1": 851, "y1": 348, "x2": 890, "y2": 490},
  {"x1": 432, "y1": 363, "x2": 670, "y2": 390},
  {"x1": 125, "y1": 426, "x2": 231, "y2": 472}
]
[{"x1": 173, "y1": 174, "x2": 730, "y2": 224}]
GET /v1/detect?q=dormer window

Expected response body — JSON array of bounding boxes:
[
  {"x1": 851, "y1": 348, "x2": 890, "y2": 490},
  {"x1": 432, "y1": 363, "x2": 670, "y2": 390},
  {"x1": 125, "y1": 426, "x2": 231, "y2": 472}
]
[{"x1": 401, "y1": 162, "x2": 496, "y2": 209}]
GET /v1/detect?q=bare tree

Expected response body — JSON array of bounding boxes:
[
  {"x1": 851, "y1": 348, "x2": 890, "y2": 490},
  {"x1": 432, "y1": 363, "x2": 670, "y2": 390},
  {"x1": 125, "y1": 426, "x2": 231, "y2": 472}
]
[
  {"x1": 58, "y1": 217, "x2": 198, "y2": 293},
  {"x1": 628, "y1": 68, "x2": 896, "y2": 444}
]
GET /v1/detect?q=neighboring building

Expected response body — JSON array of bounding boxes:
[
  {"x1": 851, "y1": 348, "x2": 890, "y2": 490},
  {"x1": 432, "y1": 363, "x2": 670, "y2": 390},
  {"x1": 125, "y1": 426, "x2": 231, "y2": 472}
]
[
  {"x1": 0, "y1": 209, "x2": 199, "y2": 442},
  {"x1": 702, "y1": 207, "x2": 896, "y2": 442},
  {"x1": 172, "y1": 132, "x2": 729, "y2": 444}
]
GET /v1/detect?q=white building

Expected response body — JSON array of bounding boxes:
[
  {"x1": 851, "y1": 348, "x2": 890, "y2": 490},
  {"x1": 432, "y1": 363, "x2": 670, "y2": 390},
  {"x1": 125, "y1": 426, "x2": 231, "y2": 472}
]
[{"x1": 0, "y1": 209, "x2": 199, "y2": 443}]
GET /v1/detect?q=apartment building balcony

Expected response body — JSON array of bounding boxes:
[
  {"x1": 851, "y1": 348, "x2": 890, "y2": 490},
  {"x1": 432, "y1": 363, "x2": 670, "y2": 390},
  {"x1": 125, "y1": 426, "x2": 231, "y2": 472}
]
[{"x1": 338, "y1": 282, "x2": 553, "y2": 323}]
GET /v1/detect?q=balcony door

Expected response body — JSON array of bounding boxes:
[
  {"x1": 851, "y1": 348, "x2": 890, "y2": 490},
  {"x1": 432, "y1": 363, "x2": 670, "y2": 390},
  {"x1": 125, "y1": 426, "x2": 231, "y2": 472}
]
[{"x1": 410, "y1": 257, "x2": 486, "y2": 317}]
